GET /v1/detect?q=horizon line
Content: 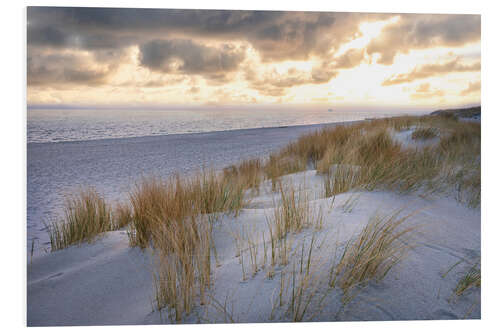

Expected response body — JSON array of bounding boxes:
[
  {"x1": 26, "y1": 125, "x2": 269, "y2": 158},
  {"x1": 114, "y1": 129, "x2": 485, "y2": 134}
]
[{"x1": 27, "y1": 102, "x2": 481, "y2": 112}]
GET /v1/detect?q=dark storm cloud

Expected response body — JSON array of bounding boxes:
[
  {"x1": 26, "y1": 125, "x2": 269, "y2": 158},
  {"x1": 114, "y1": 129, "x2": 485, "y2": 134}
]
[
  {"x1": 27, "y1": 52, "x2": 116, "y2": 86},
  {"x1": 382, "y1": 58, "x2": 481, "y2": 86},
  {"x1": 367, "y1": 14, "x2": 481, "y2": 65},
  {"x1": 139, "y1": 39, "x2": 246, "y2": 76},
  {"x1": 27, "y1": 24, "x2": 136, "y2": 51},
  {"x1": 27, "y1": 7, "x2": 373, "y2": 61},
  {"x1": 27, "y1": 26, "x2": 68, "y2": 47},
  {"x1": 27, "y1": 7, "x2": 362, "y2": 88},
  {"x1": 28, "y1": 7, "x2": 280, "y2": 34}
]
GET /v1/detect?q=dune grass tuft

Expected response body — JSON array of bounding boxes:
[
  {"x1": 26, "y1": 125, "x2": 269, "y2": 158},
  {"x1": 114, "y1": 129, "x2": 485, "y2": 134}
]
[
  {"x1": 127, "y1": 171, "x2": 247, "y2": 320},
  {"x1": 454, "y1": 263, "x2": 481, "y2": 297},
  {"x1": 265, "y1": 154, "x2": 307, "y2": 191},
  {"x1": 224, "y1": 158, "x2": 263, "y2": 194},
  {"x1": 152, "y1": 216, "x2": 213, "y2": 322},
  {"x1": 323, "y1": 164, "x2": 361, "y2": 197},
  {"x1": 112, "y1": 201, "x2": 133, "y2": 230},
  {"x1": 128, "y1": 171, "x2": 246, "y2": 248},
  {"x1": 270, "y1": 182, "x2": 323, "y2": 240},
  {"x1": 411, "y1": 127, "x2": 439, "y2": 140},
  {"x1": 46, "y1": 188, "x2": 113, "y2": 251},
  {"x1": 329, "y1": 210, "x2": 416, "y2": 301}
]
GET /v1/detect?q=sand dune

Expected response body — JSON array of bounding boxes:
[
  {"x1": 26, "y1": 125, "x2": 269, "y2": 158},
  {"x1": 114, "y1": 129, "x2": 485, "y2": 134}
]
[{"x1": 28, "y1": 170, "x2": 480, "y2": 325}]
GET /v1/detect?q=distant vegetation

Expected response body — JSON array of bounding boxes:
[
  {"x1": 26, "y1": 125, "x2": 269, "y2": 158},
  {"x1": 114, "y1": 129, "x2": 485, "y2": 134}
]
[{"x1": 430, "y1": 106, "x2": 480, "y2": 119}]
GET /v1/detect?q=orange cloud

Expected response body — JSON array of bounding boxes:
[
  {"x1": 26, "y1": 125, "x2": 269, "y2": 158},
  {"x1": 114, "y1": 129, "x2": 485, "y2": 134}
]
[{"x1": 382, "y1": 58, "x2": 480, "y2": 86}]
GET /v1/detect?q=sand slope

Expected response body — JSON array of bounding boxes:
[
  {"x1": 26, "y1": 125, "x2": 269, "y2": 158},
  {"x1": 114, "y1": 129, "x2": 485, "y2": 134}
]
[{"x1": 27, "y1": 170, "x2": 480, "y2": 326}]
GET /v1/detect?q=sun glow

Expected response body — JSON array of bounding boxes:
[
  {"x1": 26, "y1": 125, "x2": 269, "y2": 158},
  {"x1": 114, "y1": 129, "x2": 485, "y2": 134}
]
[
  {"x1": 27, "y1": 10, "x2": 480, "y2": 108},
  {"x1": 335, "y1": 16, "x2": 401, "y2": 56}
]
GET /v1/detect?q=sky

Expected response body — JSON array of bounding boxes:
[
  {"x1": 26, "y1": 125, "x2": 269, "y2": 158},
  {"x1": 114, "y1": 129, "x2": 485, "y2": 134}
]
[{"x1": 26, "y1": 7, "x2": 481, "y2": 109}]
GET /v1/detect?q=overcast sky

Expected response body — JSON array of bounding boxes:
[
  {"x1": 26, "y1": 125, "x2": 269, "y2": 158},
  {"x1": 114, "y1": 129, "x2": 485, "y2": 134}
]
[{"x1": 27, "y1": 7, "x2": 481, "y2": 108}]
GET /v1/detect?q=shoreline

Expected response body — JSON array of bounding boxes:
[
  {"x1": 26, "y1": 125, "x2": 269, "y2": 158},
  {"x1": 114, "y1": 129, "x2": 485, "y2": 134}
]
[
  {"x1": 27, "y1": 118, "x2": 368, "y2": 146},
  {"x1": 27, "y1": 118, "x2": 365, "y2": 256},
  {"x1": 27, "y1": 111, "x2": 480, "y2": 256}
]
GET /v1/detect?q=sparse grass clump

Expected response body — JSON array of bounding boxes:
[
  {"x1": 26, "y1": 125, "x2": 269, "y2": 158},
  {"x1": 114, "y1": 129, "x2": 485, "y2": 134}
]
[
  {"x1": 223, "y1": 158, "x2": 263, "y2": 194},
  {"x1": 112, "y1": 202, "x2": 133, "y2": 230},
  {"x1": 271, "y1": 182, "x2": 323, "y2": 240},
  {"x1": 268, "y1": 235, "x2": 330, "y2": 322},
  {"x1": 284, "y1": 236, "x2": 323, "y2": 322},
  {"x1": 128, "y1": 177, "x2": 173, "y2": 248},
  {"x1": 388, "y1": 116, "x2": 415, "y2": 131},
  {"x1": 47, "y1": 188, "x2": 113, "y2": 251},
  {"x1": 329, "y1": 211, "x2": 415, "y2": 301},
  {"x1": 194, "y1": 170, "x2": 246, "y2": 218},
  {"x1": 439, "y1": 123, "x2": 480, "y2": 154},
  {"x1": 411, "y1": 127, "x2": 439, "y2": 140},
  {"x1": 454, "y1": 263, "x2": 481, "y2": 297},
  {"x1": 265, "y1": 154, "x2": 307, "y2": 191},
  {"x1": 323, "y1": 164, "x2": 361, "y2": 197},
  {"x1": 152, "y1": 216, "x2": 213, "y2": 322}
]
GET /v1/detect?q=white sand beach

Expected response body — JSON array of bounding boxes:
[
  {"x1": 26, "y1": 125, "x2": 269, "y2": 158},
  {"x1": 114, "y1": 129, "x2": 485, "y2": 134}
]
[
  {"x1": 27, "y1": 172, "x2": 480, "y2": 325},
  {"x1": 28, "y1": 122, "x2": 356, "y2": 256},
  {"x1": 27, "y1": 120, "x2": 481, "y2": 325}
]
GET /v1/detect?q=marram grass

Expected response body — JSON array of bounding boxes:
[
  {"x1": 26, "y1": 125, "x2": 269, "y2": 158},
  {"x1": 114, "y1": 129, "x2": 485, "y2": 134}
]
[{"x1": 46, "y1": 188, "x2": 114, "y2": 251}]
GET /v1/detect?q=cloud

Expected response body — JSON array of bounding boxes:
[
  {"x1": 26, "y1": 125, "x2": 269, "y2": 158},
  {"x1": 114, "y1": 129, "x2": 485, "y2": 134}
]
[
  {"x1": 26, "y1": 7, "x2": 482, "y2": 105},
  {"x1": 382, "y1": 58, "x2": 481, "y2": 86},
  {"x1": 114, "y1": 75, "x2": 189, "y2": 88},
  {"x1": 333, "y1": 48, "x2": 367, "y2": 69},
  {"x1": 27, "y1": 26, "x2": 68, "y2": 48},
  {"x1": 367, "y1": 14, "x2": 480, "y2": 65},
  {"x1": 245, "y1": 65, "x2": 338, "y2": 97},
  {"x1": 410, "y1": 83, "x2": 445, "y2": 100},
  {"x1": 312, "y1": 48, "x2": 367, "y2": 81},
  {"x1": 27, "y1": 51, "x2": 117, "y2": 86},
  {"x1": 26, "y1": 8, "x2": 389, "y2": 90},
  {"x1": 460, "y1": 81, "x2": 481, "y2": 96},
  {"x1": 138, "y1": 39, "x2": 246, "y2": 83},
  {"x1": 207, "y1": 88, "x2": 257, "y2": 104},
  {"x1": 27, "y1": 7, "x2": 377, "y2": 62},
  {"x1": 188, "y1": 86, "x2": 200, "y2": 94}
]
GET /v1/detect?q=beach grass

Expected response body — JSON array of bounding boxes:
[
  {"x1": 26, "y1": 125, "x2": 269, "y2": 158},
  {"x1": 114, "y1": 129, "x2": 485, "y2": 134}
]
[
  {"x1": 454, "y1": 263, "x2": 481, "y2": 297},
  {"x1": 269, "y1": 182, "x2": 323, "y2": 240},
  {"x1": 278, "y1": 115, "x2": 479, "y2": 207},
  {"x1": 329, "y1": 210, "x2": 416, "y2": 301},
  {"x1": 127, "y1": 171, "x2": 246, "y2": 319},
  {"x1": 152, "y1": 215, "x2": 213, "y2": 322},
  {"x1": 112, "y1": 201, "x2": 133, "y2": 230},
  {"x1": 46, "y1": 188, "x2": 114, "y2": 251},
  {"x1": 128, "y1": 171, "x2": 246, "y2": 248},
  {"x1": 43, "y1": 111, "x2": 480, "y2": 322},
  {"x1": 128, "y1": 115, "x2": 479, "y2": 320},
  {"x1": 411, "y1": 127, "x2": 439, "y2": 140}
]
